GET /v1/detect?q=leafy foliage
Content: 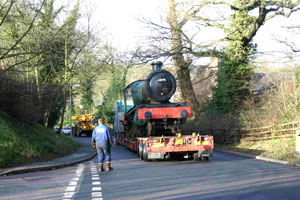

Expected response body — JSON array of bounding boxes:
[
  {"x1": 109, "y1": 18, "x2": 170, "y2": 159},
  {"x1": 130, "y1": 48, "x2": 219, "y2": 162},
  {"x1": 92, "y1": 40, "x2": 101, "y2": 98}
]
[
  {"x1": 0, "y1": 0, "x2": 96, "y2": 128},
  {"x1": 80, "y1": 79, "x2": 94, "y2": 113},
  {"x1": 96, "y1": 65, "x2": 128, "y2": 123}
]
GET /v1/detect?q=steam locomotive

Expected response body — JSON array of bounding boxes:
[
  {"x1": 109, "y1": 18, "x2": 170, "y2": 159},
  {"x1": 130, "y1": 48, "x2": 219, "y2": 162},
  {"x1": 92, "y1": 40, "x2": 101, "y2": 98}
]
[{"x1": 123, "y1": 61, "x2": 191, "y2": 138}]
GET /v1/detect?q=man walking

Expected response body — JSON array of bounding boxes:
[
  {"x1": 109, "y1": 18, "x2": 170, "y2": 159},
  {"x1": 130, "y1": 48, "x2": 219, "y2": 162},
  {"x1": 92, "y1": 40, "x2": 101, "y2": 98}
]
[{"x1": 92, "y1": 118, "x2": 115, "y2": 172}]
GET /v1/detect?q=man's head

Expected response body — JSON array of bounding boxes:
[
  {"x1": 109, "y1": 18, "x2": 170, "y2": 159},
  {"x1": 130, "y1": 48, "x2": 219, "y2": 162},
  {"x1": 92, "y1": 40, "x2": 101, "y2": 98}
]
[{"x1": 98, "y1": 118, "x2": 104, "y2": 125}]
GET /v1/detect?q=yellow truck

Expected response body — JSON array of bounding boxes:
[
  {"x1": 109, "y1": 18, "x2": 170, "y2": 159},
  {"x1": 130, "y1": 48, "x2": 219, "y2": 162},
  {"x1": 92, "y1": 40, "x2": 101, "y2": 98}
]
[{"x1": 71, "y1": 114, "x2": 97, "y2": 137}]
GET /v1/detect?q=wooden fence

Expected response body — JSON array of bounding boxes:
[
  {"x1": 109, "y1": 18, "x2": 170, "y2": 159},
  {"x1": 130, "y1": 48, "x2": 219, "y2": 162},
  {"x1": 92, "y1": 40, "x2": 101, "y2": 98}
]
[
  {"x1": 240, "y1": 121, "x2": 300, "y2": 142},
  {"x1": 183, "y1": 121, "x2": 300, "y2": 144}
]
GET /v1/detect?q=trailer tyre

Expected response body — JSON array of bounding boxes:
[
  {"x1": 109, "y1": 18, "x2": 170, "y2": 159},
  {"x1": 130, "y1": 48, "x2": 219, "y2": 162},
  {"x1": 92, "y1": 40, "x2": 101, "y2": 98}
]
[
  {"x1": 143, "y1": 143, "x2": 149, "y2": 162},
  {"x1": 203, "y1": 157, "x2": 209, "y2": 161},
  {"x1": 194, "y1": 152, "x2": 201, "y2": 161},
  {"x1": 138, "y1": 142, "x2": 144, "y2": 160}
]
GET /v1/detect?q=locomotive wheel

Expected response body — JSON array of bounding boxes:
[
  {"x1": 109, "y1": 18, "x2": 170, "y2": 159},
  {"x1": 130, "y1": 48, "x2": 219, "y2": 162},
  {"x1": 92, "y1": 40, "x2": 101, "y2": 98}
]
[{"x1": 143, "y1": 143, "x2": 149, "y2": 162}]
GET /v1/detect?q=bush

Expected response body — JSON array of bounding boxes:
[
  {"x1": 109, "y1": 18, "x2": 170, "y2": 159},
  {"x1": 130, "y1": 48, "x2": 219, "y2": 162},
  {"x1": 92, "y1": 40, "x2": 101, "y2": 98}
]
[{"x1": 240, "y1": 72, "x2": 300, "y2": 128}]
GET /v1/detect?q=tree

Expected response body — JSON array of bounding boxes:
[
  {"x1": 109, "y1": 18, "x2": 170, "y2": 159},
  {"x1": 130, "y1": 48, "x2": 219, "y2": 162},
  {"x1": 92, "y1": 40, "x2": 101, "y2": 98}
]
[
  {"x1": 0, "y1": 0, "x2": 97, "y2": 129},
  {"x1": 95, "y1": 44, "x2": 133, "y2": 123},
  {"x1": 167, "y1": 0, "x2": 201, "y2": 112},
  {"x1": 211, "y1": 0, "x2": 300, "y2": 114},
  {"x1": 275, "y1": 24, "x2": 300, "y2": 82},
  {"x1": 137, "y1": 0, "x2": 219, "y2": 114}
]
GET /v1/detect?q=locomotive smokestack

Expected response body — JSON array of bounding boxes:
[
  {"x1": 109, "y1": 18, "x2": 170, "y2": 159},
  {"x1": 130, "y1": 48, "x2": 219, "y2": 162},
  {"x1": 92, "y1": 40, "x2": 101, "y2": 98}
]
[{"x1": 151, "y1": 61, "x2": 163, "y2": 71}]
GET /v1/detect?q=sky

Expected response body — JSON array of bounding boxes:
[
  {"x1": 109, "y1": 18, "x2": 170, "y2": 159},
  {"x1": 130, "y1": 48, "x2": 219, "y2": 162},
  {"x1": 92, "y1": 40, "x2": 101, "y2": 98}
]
[
  {"x1": 86, "y1": 0, "x2": 166, "y2": 50},
  {"x1": 74, "y1": 0, "x2": 300, "y2": 67}
]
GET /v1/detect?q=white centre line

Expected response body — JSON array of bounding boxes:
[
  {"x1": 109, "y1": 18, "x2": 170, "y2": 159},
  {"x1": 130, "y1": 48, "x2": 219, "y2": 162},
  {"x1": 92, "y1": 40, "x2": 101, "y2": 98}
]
[
  {"x1": 92, "y1": 181, "x2": 101, "y2": 185},
  {"x1": 90, "y1": 163, "x2": 104, "y2": 200},
  {"x1": 92, "y1": 187, "x2": 102, "y2": 191},
  {"x1": 92, "y1": 192, "x2": 102, "y2": 197}
]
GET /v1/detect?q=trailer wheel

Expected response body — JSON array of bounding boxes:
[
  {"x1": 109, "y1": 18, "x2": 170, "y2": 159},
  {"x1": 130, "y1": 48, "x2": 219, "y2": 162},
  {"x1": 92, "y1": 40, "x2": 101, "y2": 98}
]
[
  {"x1": 194, "y1": 153, "x2": 201, "y2": 161},
  {"x1": 138, "y1": 142, "x2": 144, "y2": 160},
  {"x1": 203, "y1": 157, "x2": 209, "y2": 161},
  {"x1": 143, "y1": 144, "x2": 149, "y2": 162}
]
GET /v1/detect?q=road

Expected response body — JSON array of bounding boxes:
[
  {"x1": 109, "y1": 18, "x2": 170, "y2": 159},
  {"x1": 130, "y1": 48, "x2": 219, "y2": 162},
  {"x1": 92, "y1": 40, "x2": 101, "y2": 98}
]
[{"x1": 0, "y1": 136, "x2": 299, "y2": 200}]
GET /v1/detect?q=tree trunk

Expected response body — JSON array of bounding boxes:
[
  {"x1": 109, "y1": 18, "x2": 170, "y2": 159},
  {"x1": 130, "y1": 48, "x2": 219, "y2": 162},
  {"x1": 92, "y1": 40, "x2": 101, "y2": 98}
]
[
  {"x1": 167, "y1": 0, "x2": 200, "y2": 113},
  {"x1": 58, "y1": 88, "x2": 67, "y2": 133}
]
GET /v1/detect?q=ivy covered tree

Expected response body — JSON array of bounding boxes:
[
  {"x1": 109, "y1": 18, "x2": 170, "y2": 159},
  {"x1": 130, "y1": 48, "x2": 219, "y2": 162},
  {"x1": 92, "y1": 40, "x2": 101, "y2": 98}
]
[{"x1": 211, "y1": 0, "x2": 300, "y2": 114}]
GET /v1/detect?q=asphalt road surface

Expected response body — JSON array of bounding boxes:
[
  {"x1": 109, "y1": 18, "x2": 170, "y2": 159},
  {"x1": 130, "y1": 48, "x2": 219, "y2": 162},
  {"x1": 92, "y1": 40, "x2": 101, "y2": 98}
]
[{"x1": 0, "y1": 136, "x2": 299, "y2": 200}]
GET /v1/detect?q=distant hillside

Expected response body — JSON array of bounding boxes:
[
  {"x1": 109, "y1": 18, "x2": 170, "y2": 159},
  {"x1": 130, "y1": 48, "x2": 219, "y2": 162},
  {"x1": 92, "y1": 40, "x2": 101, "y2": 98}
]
[{"x1": 0, "y1": 110, "x2": 79, "y2": 168}]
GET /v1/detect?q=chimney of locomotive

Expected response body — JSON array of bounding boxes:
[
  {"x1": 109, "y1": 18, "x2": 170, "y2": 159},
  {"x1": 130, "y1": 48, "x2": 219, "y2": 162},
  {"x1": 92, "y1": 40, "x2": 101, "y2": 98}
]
[{"x1": 151, "y1": 61, "x2": 163, "y2": 71}]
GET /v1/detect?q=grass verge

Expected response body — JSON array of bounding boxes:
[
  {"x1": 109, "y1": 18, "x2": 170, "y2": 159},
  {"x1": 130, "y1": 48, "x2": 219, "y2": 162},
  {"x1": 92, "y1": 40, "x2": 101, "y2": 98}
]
[
  {"x1": 0, "y1": 110, "x2": 79, "y2": 168},
  {"x1": 216, "y1": 137, "x2": 300, "y2": 166}
]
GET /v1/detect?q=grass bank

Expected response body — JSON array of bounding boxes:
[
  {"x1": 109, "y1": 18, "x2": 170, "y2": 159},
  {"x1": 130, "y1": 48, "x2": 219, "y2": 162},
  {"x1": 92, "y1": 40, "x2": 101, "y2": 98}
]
[
  {"x1": 216, "y1": 137, "x2": 299, "y2": 166},
  {"x1": 0, "y1": 110, "x2": 79, "y2": 168}
]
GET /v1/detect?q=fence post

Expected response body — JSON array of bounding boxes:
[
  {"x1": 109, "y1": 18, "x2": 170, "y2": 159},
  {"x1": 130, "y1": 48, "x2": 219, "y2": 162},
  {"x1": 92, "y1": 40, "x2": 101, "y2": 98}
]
[{"x1": 296, "y1": 130, "x2": 300, "y2": 156}]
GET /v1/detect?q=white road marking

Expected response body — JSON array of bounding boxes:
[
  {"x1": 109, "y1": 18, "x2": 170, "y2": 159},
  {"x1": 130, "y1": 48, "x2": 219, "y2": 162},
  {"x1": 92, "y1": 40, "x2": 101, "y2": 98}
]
[
  {"x1": 92, "y1": 192, "x2": 102, "y2": 197},
  {"x1": 92, "y1": 181, "x2": 101, "y2": 185},
  {"x1": 69, "y1": 181, "x2": 77, "y2": 186},
  {"x1": 63, "y1": 192, "x2": 75, "y2": 198},
  {"x1": 92, "y1": 187, "x2": 102, "y2": 191},
  {"x1": 90, "y1": 163, "x2": 105, "y2": 200},
  {"x1": 62, "y1": 164, "x2": 85, "y2": 200},
  {"x1": 65, "y1": 186, "x2": 76, "y2": 192}
]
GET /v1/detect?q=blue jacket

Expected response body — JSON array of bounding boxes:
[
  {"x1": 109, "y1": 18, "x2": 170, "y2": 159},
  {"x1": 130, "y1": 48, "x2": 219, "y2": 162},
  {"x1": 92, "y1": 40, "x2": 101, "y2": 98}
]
[{"x1": 92, "y1": 124, "x2": 113, "y2": 144}]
